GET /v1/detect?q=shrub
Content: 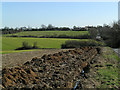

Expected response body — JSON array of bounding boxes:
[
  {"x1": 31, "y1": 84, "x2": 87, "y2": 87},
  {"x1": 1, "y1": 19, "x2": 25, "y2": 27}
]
[
  {"x1": 88, "y1": 28, "x2": 97, "y2": 40},
  {"x1": 75, "y1": 34, "x2": 91, "y2": 39},
  {"x1": 33, "y1": 42, "x2": 38, "y2": 49},
  {"x1": 22, "y1": 41, "x2": 32, "y2": 49},
  {"x1": 15, "y1": 41, "x2": 39, "y2": 50},
  {"x1": 61, "y1": 40, "x2": 104, "y2": 49}
]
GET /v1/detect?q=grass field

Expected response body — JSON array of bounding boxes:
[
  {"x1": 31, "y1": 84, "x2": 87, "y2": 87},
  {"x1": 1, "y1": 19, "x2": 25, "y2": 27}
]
[
  {"x1": 2, "y1": 37, "x2": 93, "y2": 54},
  {"x1": 2, "y1": 37, "x2": 77, "y2": 50},
  {"x1": 1, "y1": 31, "x2": 90, "y2": 54},
  {"x1": 3, "y1": 31, "x2": 89, "y2": 37}
]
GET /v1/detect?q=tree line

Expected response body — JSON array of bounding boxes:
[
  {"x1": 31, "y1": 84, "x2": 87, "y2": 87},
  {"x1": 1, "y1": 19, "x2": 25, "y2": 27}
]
[
  {"x1": 1, "y1": 27, "x2": 22, "y2": 34},
  {"x1": 88, "y1": 21, "x2": 120, "y2": 48},
  {"x1": 61, "y1": 21, "x2": 120, "y2": 48},
  {"x1": 1, "y1": 24, "x2": 88, "y2": 34},
  {"x1": 98, "y1": 22, "x2": 120, "y2": 48}
]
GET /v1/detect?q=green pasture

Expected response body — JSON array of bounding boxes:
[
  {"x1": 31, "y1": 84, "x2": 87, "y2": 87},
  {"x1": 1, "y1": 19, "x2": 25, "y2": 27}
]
[
  {"x1": 3, "y1": 31, "x2": 89, "y2": 37},
  {"x1": 2, "y1": 37, "x2": 74, "y2": 50},
  {"x1": 2, "y1": 37, "x2": 91, "y2": 54}
]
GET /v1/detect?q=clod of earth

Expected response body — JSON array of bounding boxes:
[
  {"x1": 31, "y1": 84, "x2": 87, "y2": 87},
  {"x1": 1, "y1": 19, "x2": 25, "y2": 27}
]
[{"x1": 2, "y1": 47, "x2": 100, "y2": 89}]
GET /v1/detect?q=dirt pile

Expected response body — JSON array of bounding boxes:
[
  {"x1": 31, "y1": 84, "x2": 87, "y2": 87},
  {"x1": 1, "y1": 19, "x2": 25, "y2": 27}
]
[{"x1": 2, "y1": 47, "x2": 100, "y2": 89}]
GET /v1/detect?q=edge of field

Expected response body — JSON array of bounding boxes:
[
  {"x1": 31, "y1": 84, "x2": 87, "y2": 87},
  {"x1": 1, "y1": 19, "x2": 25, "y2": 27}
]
[{"x1": 94, "y1": 47, "x2": 120, "y2": 88}]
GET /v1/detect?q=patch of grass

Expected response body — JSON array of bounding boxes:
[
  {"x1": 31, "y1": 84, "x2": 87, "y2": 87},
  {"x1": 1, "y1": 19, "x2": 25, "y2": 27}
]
[
  {"x1": 2, "y1": 37, "x2": 77, "y2": 51},
  {"x1": 3, "y1": 37, "x2": 91, "y2": 53},
  {"x1": 2, "y1": 37, "x2": 105, "y2": 54},
  {"x1": 96, "y1": 66, "x2": 119, "y2": 88},
  {"x1": 96, "y1": 47, "x2": 119, "y2": 88},
  {"x1": 1, "y1": 49, "x2": 41, "y2": 54},
  {"x1": 3, "y1": 31, "x2": 90, "y2": 39},
  {"x1": 102, "y1": 47, "x2": 120, "y2": 61},
  {"x1": 103, "y1": 54, "x2": 120, "y2": 61}
]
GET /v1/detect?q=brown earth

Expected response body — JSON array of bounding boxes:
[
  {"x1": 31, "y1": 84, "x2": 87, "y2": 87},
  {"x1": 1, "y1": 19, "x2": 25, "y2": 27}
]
[
  {"x1": 2, "y1": 49, "x2": 71, "y2": 89},
  {"x1": 2, "y1": 49, "x2": 73, "y2": 69},
  {"x1": 1, "y1": 47, "x2": 119, "y2": 89},
  {"x1": 2, "y1": 47, "x2": 100, "y2": 89}
]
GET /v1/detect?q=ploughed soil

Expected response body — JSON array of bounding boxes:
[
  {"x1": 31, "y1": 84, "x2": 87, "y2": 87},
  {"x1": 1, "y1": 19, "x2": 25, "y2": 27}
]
[
  {"x1": 1, "y1": 47, "x2": 119, "y2": 89},
  {"x1": 2, "y1": 49, "x2": 72, "y2": 69}
]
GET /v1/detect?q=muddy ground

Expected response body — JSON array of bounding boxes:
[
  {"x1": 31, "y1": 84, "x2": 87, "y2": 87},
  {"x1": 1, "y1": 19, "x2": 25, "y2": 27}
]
[
  {"x1": 2, "y1": 49, "x2": 73, "y2": 69},
  {"x1": 1, "y1": 47, "x2": 119, "y2": 89}
]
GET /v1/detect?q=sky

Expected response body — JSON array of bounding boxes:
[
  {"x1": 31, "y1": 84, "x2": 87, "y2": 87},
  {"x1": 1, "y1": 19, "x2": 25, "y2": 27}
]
[
  {"x1": 1, "y1": 0, "x2": 119, "y2": 2},
  {"x1": 119, "y1": 1, "x2": 120, "y2": 20},
  {"x1": 2, "y1": 2, "x2": 118, "y2": 28}
]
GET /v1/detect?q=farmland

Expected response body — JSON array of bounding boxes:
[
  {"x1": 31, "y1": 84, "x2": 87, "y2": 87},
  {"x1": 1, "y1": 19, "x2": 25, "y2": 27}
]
[
  {"x1": 2, "y1": 37, "x2": 94, "y2": 54},
  {"x1": 1, "y1": 31, "x2": 120, "y2": 89},
  {"x1": 2, "y1": 30, "x2": 119, "y2": 88},
  {"x1": 2, "y1": 37, "x2": 76, "y2": 50},
  {"x1": 3, "y1": 31, "x2": 89, "y2": 38},
  {"x1": 2, "y1": 46, "x2": 119, "y2": 88},
  {"x1": 2, "y1": 31, "x2": 91, "y2": 54},
  {"x1": 1, "y1": 1, "x2": 119, "y2": 89}
]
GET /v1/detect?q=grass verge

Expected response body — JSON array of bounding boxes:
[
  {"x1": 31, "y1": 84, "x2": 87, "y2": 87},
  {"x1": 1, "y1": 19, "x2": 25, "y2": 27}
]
[
  {"x1": 1, "y1": 49, "x2": 41, "y2": 54},
  {"x1": 96, "y1": 47, "x2": 119, "y2": 88}
]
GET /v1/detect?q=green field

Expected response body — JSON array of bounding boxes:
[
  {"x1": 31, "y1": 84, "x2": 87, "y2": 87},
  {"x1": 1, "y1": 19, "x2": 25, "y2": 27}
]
[
  {"x1": 2, "y1": 37, "x2": 74, "y2": 50},
  {"x1": 1, "y1": 31, "x2": 90, "y2": 54},
  {"x1": 2, "y1": 37, "x2": 92, "y2": 54},
  {"x1": 3, "y1": 31, "x2": 89, "y2": 37}
]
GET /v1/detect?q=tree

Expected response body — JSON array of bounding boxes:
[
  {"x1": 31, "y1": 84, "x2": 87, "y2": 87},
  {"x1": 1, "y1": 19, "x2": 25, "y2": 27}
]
[
  {"x1": 3, "y1": 27, "x2": 9, "y2": 31},
  {"x1": 73, "y1": 26, "x2": 77, "y2": 29},
  {"x1": 88, "y1": 28, "x2": 97, "y2": 40},
  {"x1": 100, "y1": 21, "x2": 120, "y2": 48},
  {"x1": 41, "y1": 24, "x2": 47, "y2": 29},
  {"x1": 47, "y1": 24, "x2": 54, "y2": 29}
]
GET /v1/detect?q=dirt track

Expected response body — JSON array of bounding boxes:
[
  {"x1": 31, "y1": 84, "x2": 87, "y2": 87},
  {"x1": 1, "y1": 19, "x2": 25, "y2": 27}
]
[{"x1": 2, "y1": 49, "x2": 72, "y2": 69}]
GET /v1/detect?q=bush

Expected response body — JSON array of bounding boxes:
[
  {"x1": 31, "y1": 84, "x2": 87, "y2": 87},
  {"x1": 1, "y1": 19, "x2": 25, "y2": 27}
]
[
  {"x1": 22, "y1": 41, "x2": 32, "y2": 49},
  {"x1": 74, "y1": 34, "x2": 91, "y2": 39},
  {"x1": 61, "y1": 40, "x2": 104, "y2": 49},
  {"x1": 15, "y1": 41, "x2": 39, "y2": 50},
  {"x1": 88, "y1": 28, "x2": 97, "y2": 39},
  {"x1": 33, "y1": 42, "x2": 38, "y2": 49}
]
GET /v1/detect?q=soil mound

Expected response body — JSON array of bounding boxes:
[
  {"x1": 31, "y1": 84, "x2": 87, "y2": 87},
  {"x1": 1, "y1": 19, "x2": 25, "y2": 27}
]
[{"x1": 2, "y1": 47, "x2": 100, "y2": 89}]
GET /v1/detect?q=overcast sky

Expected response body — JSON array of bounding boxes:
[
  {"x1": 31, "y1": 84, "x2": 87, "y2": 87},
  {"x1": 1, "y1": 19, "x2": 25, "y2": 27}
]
[{"x1": 2, "y1": 2, "x2": 118, "y2": 28}]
